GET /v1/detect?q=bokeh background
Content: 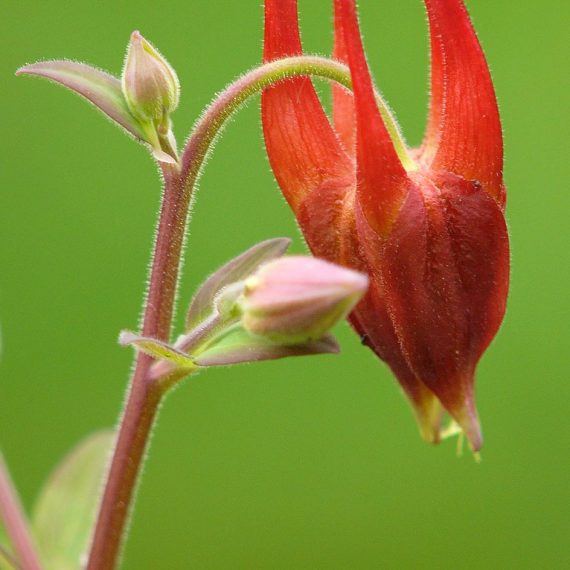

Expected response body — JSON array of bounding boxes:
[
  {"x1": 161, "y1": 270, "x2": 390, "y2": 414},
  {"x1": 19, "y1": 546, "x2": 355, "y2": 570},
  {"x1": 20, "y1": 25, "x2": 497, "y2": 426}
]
[{"x1": 1, "y1": 1, "x2": 568, "y2": 568}]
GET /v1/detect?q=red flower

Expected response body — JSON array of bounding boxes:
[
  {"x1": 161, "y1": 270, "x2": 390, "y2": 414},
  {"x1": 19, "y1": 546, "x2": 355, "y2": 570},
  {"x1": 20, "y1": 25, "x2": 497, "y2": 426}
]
[{"x1": 261, "y1": 0, "x2": 509, "y2": 451}]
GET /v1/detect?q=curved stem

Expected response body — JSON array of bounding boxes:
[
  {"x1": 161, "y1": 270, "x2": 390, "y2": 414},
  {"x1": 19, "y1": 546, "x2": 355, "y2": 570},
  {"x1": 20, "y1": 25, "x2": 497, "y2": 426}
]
[
  {"x1": 180, "y1": 55, "x2": 411, "y2": 186},
  {"x1": 88, "y1": 54, "x2": 401, "y2": 570}
]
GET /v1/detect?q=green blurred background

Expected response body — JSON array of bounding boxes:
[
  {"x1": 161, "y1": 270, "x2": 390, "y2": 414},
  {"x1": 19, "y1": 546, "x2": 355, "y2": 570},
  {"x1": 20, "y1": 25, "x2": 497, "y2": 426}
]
[{"x1": 1, "y1": 0, "x2": 568, "y2": 568}]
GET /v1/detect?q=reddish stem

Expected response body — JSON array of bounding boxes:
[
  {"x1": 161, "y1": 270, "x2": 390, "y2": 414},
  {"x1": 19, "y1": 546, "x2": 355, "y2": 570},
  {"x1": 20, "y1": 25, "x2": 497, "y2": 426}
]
[
  {"x1": 86, "y1": 164, "x2": 188, "y2": 570},
  {"x1": 0, "y1": 453, "x2": 42, "y2": 570}
]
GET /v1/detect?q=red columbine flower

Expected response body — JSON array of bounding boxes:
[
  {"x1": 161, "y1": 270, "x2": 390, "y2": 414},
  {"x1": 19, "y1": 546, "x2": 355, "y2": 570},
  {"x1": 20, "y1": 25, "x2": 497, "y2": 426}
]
[{"x1": 261, "y1": 0, "x2": 509, "y2": 451}]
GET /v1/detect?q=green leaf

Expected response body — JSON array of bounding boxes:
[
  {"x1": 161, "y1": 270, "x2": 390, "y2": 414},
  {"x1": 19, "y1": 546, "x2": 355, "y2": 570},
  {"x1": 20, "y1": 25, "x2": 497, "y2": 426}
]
[
  {"x1": 0, "y1": 525, "x2": 16, "y2": 570},
  {"x1": 185, "y1": 238, "x2": 290, "y2": 330},
  {"x1": 0, "y1": 552, "x2": 17, "y2": 570},
  {"x1": 119, "y1": 331, "x2": 196, "y2": 369},
  {"x1": 0, "y1": 521, "x2": 8, "y2": 550},
  {"x1": 194, "y1": 325, "x2": 339, "y2": 366},
  {"x1": 16, "y1": 61, "x2": 147, "y2": 141},
  {"x1": 32, "y1": 430, "x2": 115, "y2": 570}
]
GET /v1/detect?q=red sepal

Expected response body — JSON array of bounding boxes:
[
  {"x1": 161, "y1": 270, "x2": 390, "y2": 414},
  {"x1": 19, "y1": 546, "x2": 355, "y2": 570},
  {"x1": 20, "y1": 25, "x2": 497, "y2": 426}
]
[
  {"x1": 332, "y1": 4, "x2": 356, "y2": 156},
  {"x1": 335, "y1": 0, "x2": 409, "y2": 236},
  {"x1": 262, "y1": 0, "x2": 352, "y2": 211},
  {"x1": 422, "y1": 0, "x2": 505, "y2": 205}
]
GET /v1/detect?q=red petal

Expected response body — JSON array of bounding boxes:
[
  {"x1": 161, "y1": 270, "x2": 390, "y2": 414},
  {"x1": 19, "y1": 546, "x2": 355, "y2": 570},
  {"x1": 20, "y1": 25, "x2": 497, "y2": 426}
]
[
  {"x1": 351, "y1": 280, "x2": 446, "y2": 445},
  {"x1": 332, "y1": 5, "x2": 356, "y2": 156},
  {"x1": 262, "y1": 0, "x2": 352, "y2": 211},
  {"x1": 422, "y1": 0, "x2": 504, "y2": 204},
  {"x1": 335, "y1": 0, "x2": 409, "y2": 236}
]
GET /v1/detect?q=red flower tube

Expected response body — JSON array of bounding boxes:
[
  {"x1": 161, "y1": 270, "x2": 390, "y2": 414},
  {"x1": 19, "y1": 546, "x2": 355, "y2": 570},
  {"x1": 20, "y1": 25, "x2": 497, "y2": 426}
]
[{"x1": 261, "y1": 0, "x2": 509, "y2": 451}]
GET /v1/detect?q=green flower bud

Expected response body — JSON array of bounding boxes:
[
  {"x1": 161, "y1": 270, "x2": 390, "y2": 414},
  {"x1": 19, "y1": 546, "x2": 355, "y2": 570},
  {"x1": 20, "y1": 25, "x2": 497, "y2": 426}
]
[
  {"x1": 121, "y1": 31, "x2": 180, "y2": 127},
  {"x1": 239, "y1": 256, "x2": 368, "y2": 344}
]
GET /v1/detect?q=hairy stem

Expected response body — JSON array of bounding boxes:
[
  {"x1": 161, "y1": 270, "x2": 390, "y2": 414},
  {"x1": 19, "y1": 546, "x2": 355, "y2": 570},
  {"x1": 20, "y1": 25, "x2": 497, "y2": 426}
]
[
  {"x1": 180, "y1": 55, "x2": 411, "y2": 186},
  {"x1": 86, "y1": 165, "x2": 187, "y2": 570},
  {"x1": 87, "y1": 54, "x2": 399, "y2": 570},
  {"x1": 0, "y1": 454, "x2": 42, "y2": 570}
]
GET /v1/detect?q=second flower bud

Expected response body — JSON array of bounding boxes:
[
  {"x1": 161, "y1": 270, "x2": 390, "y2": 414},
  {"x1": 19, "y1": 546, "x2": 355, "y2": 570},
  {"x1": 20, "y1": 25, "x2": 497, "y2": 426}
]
[{"x1": 239, "y1": 256, "x2": 368, "y2": 344}]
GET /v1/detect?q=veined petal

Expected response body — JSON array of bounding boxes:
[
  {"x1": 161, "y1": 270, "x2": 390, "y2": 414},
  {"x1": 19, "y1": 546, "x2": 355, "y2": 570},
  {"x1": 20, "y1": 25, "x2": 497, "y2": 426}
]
[
  {"x1": 350, "y1": 278, "x2": 445, "y2": 445},
  {"x1": 421, "y1": 0, "x2": 505, "y2": 205},
  {"x1": 335, "y1": 0, "x2": 409, "y2": 236},
  {"x1": 332, "y1": 6, "x2": 356, "y2": 156},
  {"x1": 262, "y1": 0, "x2": 352, "y2": 211}
]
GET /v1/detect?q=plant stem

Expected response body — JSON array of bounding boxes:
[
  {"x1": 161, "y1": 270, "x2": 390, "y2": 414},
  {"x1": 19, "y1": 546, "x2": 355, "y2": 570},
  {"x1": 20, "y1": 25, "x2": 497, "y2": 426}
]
[
  {"x1": 0, "y1": 453, "x2": 42, "y2": 570},
  {"x1": 179, "y1": 55, "x2": 411, "y2": 184},
  {"x1": 86, "y1": 164, "x2": 186, "y2": 570},
  {"x1": 87, "y1": 54, "x2": 401, "y2": 570}
]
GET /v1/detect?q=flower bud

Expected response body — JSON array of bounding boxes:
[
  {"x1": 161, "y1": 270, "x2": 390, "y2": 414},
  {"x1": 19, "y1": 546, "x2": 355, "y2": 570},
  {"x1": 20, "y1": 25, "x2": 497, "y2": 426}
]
[
  {"x1": 121, "y1": 31, "x2": 180, "y2": 127},
  {"x1": 239, "y1": 256, "x2": 368, "y2": 344}
]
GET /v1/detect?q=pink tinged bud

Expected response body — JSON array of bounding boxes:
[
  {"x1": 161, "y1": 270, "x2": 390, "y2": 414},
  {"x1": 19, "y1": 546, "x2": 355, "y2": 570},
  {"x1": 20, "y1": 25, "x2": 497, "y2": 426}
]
[
  {"x1": 121, "y1": 31, "x2": 180, "y2": 163},
  {"x1": 121, "y1": 31, "x2": 179, "y2": 126},
  {"x1": 240, "y1": 256, "x2": 368, "y2": 344}
]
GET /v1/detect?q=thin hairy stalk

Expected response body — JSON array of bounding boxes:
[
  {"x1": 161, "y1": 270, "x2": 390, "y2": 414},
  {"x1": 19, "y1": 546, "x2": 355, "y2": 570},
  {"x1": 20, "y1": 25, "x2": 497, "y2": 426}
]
[
  {"x1": 87, "y1": 55, "x2": 401, "y2": 570},
  {"x1": 180, "y1": 55, "x2": 411, "y2": 187},
  {"x1": 0, "y1": 454, "x2": 42, "y2": 570},
  {"x1": 86, "y1": 164, "x2": 187, "y2": 570}
]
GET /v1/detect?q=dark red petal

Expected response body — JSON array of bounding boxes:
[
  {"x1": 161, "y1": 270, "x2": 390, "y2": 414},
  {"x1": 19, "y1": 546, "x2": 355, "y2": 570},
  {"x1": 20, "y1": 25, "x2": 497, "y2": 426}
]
[
  {"x1": 351, "y1": 280, "x2": 446, "y2": 445},
  {"x1": 332, "y1": 4, "x2": 356, "y2": 156},
  {"x1": 335, "y1": 0, "x2": 409, "y2": 236},
  {"x1": 422, "y1": 0, "x2": 505, "y2": 204},
  {"x1": 262, "y1": 0, "x2": 352, "y2": 211},
  {"x1": 367, "y1": 171, "x2": 508, "y2": 451}
]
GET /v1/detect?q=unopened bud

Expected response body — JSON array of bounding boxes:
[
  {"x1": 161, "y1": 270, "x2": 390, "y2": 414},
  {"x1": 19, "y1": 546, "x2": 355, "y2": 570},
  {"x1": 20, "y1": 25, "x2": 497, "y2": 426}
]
[
  {"x1": 240, "y1": 256, "x2": 368, "y2": 344},
  {"x1": 121, "y1": 31, "x2": 179, "y2": 127}
]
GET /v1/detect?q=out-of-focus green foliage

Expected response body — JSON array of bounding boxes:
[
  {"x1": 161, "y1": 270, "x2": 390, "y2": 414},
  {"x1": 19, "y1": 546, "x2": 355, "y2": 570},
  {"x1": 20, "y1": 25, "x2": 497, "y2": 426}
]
[
  {"x1": 32, "y1": 431, "x2": 114, "y2": 570},
  {"x1": 0, "y1": 523, "x2": 15, "y2": 570}
]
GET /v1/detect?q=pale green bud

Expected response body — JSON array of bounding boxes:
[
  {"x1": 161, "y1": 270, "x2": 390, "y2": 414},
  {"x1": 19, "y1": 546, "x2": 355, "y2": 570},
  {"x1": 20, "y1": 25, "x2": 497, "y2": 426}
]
[
  {"x1": 239, "y1": 256, "x2": 368, "y2": 344},
  {"x1": 121, "y1": 31, "x2": 180, "y2": 127}
]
